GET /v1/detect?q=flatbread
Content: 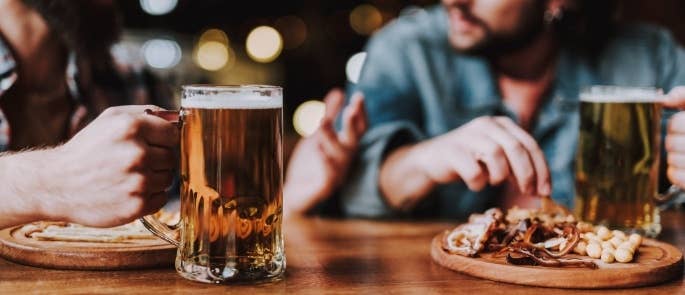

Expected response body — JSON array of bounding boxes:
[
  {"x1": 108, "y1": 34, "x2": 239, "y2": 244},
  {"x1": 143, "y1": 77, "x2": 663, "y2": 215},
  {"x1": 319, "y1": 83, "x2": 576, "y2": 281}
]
[{"x1": 20, "y1": 210, "x2": 180, "y2": 244}]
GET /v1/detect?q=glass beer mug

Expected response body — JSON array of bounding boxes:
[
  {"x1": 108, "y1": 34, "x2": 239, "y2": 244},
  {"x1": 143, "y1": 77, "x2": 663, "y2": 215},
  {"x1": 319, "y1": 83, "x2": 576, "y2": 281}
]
[
  {"x1": 142, "y1": 85, "x2": 285, "y2": 283},
  {"x1": 575, "y1": 86, "x2": 679, "y2": 238}
]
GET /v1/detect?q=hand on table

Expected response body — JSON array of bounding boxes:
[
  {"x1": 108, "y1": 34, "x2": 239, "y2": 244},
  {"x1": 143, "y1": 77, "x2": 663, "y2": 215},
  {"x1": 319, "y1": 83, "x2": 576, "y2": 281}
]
[{"x1": 284, "y1": 89, "x2": 367, "y2": 215}]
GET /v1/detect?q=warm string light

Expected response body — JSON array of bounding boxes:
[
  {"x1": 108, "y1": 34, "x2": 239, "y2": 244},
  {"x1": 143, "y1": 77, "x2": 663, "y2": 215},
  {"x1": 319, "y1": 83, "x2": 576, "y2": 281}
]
[
  {"x1": 293, "y1": 100, "x2": 326, "y2": 137},
  {"x1": 246, "y1": 26, "x2": 284, "y2": 63}
]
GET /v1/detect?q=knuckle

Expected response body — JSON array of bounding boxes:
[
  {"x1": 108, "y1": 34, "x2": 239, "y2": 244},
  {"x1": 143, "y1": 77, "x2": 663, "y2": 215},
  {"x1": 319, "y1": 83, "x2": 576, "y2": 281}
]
[{"x1": 508, "y1": 142, "x2": 527, "y2": 156}]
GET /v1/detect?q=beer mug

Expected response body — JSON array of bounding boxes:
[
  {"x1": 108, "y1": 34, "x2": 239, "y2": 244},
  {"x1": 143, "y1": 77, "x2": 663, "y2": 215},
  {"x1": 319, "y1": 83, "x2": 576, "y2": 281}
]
[
  {"x1": 575, "y1": 86, "x2": 679, "y2": 238},
  {"x1": 142, "y1": 85, "x2": 285, "y2": 283}
]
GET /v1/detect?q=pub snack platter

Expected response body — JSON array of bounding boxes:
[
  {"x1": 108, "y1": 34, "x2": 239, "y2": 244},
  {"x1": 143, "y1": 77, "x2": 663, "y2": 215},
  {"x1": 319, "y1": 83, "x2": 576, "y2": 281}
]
[{"x1": 0, "y1": 223, "x2": 175, "y2": 270}]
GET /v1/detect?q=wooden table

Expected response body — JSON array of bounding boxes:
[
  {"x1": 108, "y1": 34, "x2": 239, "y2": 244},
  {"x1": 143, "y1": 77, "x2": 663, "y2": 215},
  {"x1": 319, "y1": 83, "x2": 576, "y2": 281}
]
[{"x1": 1, "y1": 211, "x2": 683, "y2": 294}]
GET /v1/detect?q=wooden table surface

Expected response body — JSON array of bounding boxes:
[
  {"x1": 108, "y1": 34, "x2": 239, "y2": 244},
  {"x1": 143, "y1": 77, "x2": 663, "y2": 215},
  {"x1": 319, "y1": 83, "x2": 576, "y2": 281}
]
[{"x1": 1, "y1": 211, "x2": 684, "y2": 294}]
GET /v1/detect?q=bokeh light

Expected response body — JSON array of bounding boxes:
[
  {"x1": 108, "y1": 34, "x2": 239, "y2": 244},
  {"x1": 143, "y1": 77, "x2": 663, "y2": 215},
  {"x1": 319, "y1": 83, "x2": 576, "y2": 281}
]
[
  {"x1": 139, "y1": 0, "x2": 178, "y2": 15},
  {"x1": 246, "y1": 26, "x2": 283, "y2": 63},
  {"x1": 196, "y1": 41, "x2": 229, "y2": 71},
  {"x1": 199, "y1": 28, "x2": 229, "y2": 45},
  {"x1": 349, "y1": 4, "x2": 383, "y2": 35},
  {"x1": 141, "y1": 39, "x2": 182, "y2": 69},
  {"x1": 345, "y1": 52, "x2": 367, "y2": 84},
  {"x1": 293, "y1": 100, "x2": 326, "y2": 137},
  {"x1": 275, "y1": 15, "x2": 308, "y2": 49}
]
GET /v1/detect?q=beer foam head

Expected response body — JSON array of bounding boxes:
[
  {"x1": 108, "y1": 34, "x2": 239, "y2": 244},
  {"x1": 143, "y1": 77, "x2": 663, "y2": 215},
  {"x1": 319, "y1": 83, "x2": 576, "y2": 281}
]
[
  {"x1": 182, "y1": 85, "x2": 282, "y2": 109},
  {"x1": 580, "y1": 86, "x2": 663, "y2": 103}
]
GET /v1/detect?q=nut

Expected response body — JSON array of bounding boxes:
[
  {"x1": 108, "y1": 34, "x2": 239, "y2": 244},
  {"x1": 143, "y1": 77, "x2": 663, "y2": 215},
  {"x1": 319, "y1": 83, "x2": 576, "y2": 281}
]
[
  {"x1": 615, "y1": 247, "x2": 634, "y2": 263},
  {"x1": 611, "y1": 230, "x2": 626, "y2": 240},
  {"x1": 601, "y1": 249, "x2": 615, "y2": 263},
  {"x1": 596, "y1": 226, "x2": 611, "y2": 240},
  {"x1": 609, "y1": 236, "x2": 624, "y2": 248},
  {"x1": 586, "y1": 242, "x2": 602, "y2": 259},
  {"x1": 573, "y1": 241, "x2": 588, "y2": 256},
  {"x1": 628, "y1": 233, "x2": 642, "y2": 247}
]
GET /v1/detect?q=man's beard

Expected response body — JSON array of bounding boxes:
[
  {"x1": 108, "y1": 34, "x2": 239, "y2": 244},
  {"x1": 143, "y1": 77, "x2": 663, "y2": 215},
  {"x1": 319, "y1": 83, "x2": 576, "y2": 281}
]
[
  {"x1": 451, "y1": 2, "x2": 546, "y2": 57},
  {"x1": 22, "y1": 0, "x2": 121, "y2": 62}
]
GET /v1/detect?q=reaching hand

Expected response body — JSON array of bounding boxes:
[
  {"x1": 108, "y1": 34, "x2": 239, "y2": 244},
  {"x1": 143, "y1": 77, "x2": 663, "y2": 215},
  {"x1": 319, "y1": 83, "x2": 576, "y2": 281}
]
[{"x1": 284, "y1": 89, "x2": 368, "y2": 215}]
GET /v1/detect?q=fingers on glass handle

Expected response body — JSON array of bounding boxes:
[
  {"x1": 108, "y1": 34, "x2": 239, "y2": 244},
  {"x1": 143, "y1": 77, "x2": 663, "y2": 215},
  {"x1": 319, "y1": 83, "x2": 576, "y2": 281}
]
[{"x1": 145, "y1": 109, "x2": 180, "y2": 125}]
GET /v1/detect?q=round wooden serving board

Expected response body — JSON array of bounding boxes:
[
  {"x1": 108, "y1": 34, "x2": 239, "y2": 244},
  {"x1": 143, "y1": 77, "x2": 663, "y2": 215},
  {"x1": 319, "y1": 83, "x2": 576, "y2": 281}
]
[
  {"x1": 431, "y1": 231, "x2": 684, "y2": 289},
  {"x1": 0, "y1": 226, "x2": 176, "y2": 270}
]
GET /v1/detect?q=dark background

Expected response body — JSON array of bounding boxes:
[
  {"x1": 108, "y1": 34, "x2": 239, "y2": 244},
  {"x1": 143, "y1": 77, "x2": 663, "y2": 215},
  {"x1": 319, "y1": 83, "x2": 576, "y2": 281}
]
[{"x1": 115, "y1": 0, "x2": 685, "y2": 140}]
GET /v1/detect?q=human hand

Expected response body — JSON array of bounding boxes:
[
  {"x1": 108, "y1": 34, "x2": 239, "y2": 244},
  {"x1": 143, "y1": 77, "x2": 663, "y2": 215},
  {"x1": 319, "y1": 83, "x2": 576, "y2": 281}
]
[
  {"x1": 42, "y1": 105, "x2": 178, "y2": 227},
  {"x1": 284, "y1": 89, "x2": 367, "y2": 215},
  {"x1": 411, "y1": 116, "x2": 551, "y2": 196},
  {"x1": 663, "y1": 86, "x2": 685, "y2": 188}
]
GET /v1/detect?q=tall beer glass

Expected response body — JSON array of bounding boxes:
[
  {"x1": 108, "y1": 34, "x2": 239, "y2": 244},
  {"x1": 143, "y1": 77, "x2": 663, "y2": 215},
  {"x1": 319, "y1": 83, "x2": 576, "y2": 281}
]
[
  {"x1": 143, "y1": 85, "x2": 285, "y2": 283},
  {"x1": 575, "y1": 86, "x2": 663, "y2": 237}
]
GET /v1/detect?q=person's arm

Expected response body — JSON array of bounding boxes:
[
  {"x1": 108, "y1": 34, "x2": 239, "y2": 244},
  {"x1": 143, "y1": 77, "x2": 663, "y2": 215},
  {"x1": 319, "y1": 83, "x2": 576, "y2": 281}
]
[
  {"x1": 0, "y1": 150, "x2": 53, "y2": 229},
  {"x1": 0, "y1": 105, "x2": 178, "y2": 229},
  {"x1": 379, "y1": 116, "x2": 551, "y2": 211}
]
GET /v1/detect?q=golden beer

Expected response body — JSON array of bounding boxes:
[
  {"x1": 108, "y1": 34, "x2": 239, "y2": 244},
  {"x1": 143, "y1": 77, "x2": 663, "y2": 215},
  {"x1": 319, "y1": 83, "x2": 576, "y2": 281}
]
[
  {"x1": 575, "y1": 86, "x2": 662, "y2": 237},
  {"x1": 177, "y1": 85, "x2": 284, "y2": 283}
]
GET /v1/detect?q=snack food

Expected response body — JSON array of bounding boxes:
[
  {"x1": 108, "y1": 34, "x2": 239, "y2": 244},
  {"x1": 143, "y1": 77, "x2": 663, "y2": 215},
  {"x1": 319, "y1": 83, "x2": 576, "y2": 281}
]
[
  {"x1": 442, "y1": 197, "x2": 643, "y2": 269},
  {"x1": 19, "y1": 210, "x2": 179, "y2": 244}
]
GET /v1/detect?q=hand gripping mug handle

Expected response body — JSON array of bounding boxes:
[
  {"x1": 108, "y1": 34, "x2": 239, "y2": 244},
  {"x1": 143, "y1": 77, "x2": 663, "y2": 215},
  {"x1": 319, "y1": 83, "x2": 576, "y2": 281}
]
[{"x1": 140, "y1": 109, "x2": 182, "y2": 246}]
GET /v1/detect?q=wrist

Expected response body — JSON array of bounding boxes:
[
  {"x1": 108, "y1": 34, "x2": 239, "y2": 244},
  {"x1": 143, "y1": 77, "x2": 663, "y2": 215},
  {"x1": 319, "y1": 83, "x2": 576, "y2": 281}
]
[{"x1": 25, "y1": 147, "x2": 66, "y2": 222}]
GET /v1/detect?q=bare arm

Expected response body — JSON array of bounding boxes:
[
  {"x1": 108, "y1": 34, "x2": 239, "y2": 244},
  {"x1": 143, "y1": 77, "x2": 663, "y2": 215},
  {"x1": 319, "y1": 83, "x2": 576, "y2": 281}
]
[
  {"x1": 0, "y1": 150, "x2": 53, "y2": 229},
  {"x1": 379, "y1": 116, "x2": 552, "y2": 212},
  {"x1": 0, "y1": 105, "x2": 179, "y2": 229}
]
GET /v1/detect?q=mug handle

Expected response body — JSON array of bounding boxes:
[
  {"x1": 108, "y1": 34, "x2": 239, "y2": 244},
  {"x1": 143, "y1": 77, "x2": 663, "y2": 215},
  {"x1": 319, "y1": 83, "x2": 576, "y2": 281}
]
[
  {"x1": 141, "y1": 215, "x2": 181, "y2": 246},
  {"x1": 140, "y1": 109, "x2": 182, "y2": 246},
  {"x1": 655, "y1": 184, "x2": 684, "y2": 205}
]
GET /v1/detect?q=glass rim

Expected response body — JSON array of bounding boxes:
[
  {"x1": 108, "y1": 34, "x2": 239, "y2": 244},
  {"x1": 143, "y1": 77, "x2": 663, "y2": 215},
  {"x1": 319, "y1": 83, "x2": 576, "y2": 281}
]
[
  {"x1": 181, "y1": 84, "x2": 282, "y2": 91},
  {"x1": 580, "y1": 85, "x2": 664, "y2": 103},
  {"x1": 581, "y1": 85, "x2": 662, "y2": 94}
]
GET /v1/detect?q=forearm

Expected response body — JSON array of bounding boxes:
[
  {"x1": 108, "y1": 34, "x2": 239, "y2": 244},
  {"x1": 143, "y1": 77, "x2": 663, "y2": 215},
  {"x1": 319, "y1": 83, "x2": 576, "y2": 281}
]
[
  {"x1": 379, "y1": 143, "x2": 435, "y2": 211},
  {"x1": 0, "y1": 150, "x2": 53, "y2": 229}
]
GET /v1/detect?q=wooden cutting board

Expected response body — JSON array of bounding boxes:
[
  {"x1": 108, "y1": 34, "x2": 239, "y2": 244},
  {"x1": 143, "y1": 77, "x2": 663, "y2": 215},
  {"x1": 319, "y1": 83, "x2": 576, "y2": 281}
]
[
  {"x1": 0, "y1": 225, "x2": 176, "y2": 270},
  {"x1": 431, "y1": 231, "x2": 684, "y2": 289}
]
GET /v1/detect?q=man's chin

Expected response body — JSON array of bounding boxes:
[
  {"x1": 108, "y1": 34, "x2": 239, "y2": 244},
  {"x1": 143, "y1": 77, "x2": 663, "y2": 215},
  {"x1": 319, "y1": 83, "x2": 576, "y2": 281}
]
[{"x1": 448, "y1": 34, "x2": 490, "y2": 56}]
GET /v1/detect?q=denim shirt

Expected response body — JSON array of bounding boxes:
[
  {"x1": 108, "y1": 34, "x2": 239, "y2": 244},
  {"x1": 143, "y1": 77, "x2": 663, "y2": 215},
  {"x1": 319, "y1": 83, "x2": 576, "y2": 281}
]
[{"x1": 340, "y1": 6, "x2": 685, "y2": 219}]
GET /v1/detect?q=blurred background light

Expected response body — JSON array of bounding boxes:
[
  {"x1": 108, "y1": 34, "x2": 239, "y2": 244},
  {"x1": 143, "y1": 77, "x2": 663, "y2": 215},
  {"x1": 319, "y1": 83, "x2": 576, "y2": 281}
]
[
  {"x1": 275, "y1": 15, "x2": 308, "y2": 50},
  {"x1": 345, "y1": 52, "x2": 367, "y2": 84},
  {"x1": 246, "y1": 26, "x2": 283, "y2": 63},
  {"x1": 349, "y1": 4, "x2": 383, "y2": 35},
  {"x1": 139, "y1": 0, "x2": 178, "y2": 16},
  {"x1": 199, "y1": 28, "x2": 229, "y2": 45},
  {"x1": 141, "y1": 39, "x2": 182, "y2": 69},
  {"x1": 293, "y1": 100, "x2": 326, "y2": 137},
  {"x1": 195, "y1": 41, "x2": 230, "y2": 71}
]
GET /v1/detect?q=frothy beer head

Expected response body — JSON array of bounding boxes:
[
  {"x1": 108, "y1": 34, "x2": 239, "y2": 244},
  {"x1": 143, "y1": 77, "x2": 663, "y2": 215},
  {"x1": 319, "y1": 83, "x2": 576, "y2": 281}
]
[
  {"x1": 182, "y1": 85, "x2": 283, "y2": 109},
  {"x1": 580, "y1": 86, "x2": 662, "y2": 103}
]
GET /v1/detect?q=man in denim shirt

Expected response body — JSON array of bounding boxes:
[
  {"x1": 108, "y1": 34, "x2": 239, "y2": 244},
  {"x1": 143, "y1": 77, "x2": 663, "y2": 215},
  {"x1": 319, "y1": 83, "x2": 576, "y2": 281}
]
[{"x1": 340, "y1": 0, "x2": 685, "y2": 219}]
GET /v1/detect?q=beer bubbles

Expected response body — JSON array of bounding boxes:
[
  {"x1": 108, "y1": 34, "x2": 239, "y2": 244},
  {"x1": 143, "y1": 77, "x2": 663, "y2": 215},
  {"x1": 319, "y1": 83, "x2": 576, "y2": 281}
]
[
  {"x1": 246, "y1": 26, "x2": 283, "y2": 63},
  {"x1": 139, "y1": 0, "x2": 177, "y2": 15},
  {"x1": 293, "y1": 100, "x2": 326, "y2": 137},
  {"x1": 141, "y1": 39, "x2": 182, "y2": 69},
  {"x1": 345, "y1": 52, "x2": 367, "y2": 84},
  {"x1": 195, "y1": 29, "x2": 232, "y2": 71}
]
